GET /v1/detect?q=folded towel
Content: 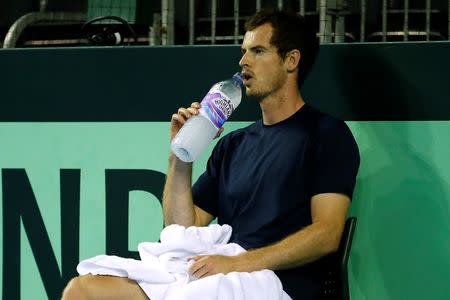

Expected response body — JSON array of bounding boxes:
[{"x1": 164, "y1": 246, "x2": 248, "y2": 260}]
[{"x1": 77, "y1": 224, "x2": 292, "y2": 300}]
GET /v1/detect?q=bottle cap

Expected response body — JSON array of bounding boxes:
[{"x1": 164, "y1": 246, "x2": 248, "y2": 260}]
[{"x1": 232, "y1": 72, "x2": 244, "y2": 87}]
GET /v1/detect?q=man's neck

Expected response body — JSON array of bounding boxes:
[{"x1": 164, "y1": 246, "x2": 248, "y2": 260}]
[{"x1": 260, "y1": 87, "x2": 305, "y2": 125}]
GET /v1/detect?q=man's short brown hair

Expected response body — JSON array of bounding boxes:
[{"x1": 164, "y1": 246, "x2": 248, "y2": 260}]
[{"x1": 245, "y1": 9, "x2": 319, "y2": 88}]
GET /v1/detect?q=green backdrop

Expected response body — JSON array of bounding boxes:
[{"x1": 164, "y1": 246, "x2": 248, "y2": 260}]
[{"x1": 1, "y1": 43, "x2": 449, "y2": 300}]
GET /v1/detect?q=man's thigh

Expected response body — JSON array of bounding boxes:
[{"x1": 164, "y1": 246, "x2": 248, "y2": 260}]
[{"x1": 64, "y1": 274, "x2": 149, "y2": 300}]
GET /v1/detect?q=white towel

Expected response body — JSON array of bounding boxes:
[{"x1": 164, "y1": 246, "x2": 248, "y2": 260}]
[{"x1": 77, "y1": 224, "x2": 293, "y2": 300}]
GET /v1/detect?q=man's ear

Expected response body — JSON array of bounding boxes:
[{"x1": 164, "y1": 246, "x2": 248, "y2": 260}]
[{"x1": 286, "y1": 49, "x2": 301, "y2": 73}]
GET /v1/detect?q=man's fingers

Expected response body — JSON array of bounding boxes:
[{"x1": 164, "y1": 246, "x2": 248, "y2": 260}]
[
  {"x1": 173, "y1": 103, "x2": 201, "y2": 123},
  {"x1": 191, "y1": 261, "x2": 211, "y2": 279},
  {"x1": 214, "y1": 127, "x2": 224, "y2": 139},
  {"x1": 194, "y1": 267, "x2": 209, "y2": 279},
  {"x1": 188, "y1": 257, "x2": 200, "y2": 273},
  {"x1": 177, "y1": 107, "x2": 191, "y2": 119},
  {"x1": 187, "y1": 107, "x2": 199, "y2": 116},
  {"x1": 171, "y1": 113, "x2": 185, "y2": 125},
  {"x1": 189, "y1": 256, "x2": 211, "y2": 278},
  {"x1": 189, "y1": 261, "x2": 204, "y2": 275},
  {"x1": 190, "y1": 102, "x2": 201, "y2": 109},
  {"x1": 170, "y1": 102, "x2": 202, "y2": 140}
]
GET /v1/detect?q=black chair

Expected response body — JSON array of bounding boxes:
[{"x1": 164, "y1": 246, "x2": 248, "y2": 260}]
[{"x1": 322, "y1": 217, "x2": 357, "y2": 300}]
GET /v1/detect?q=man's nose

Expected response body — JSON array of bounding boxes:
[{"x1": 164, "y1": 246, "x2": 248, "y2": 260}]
[{"x1": 239, "y1": 53, "x2": 248, "y2": 67}]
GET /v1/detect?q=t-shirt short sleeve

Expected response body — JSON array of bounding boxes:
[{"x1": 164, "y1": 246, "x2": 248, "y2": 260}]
[
  {"x1": 310, "y1": 119, "x2": 360, "y2": 199},
  {"x1": 191, "y1": 138, "x2": 226, "y2": 217}
]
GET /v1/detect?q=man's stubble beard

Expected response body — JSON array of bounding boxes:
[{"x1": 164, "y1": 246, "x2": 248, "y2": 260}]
[{"x1": 245, "y1": 75, "x2": 285, "y2": 103}]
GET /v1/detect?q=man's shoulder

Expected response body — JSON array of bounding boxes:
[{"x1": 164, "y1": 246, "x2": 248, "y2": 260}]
[
  {"x1": 304, "y1": 104, "x2": 352, "y2": 136},
  {"x1": 301, "y1": 105, "x2": 358, "y2": 153}
]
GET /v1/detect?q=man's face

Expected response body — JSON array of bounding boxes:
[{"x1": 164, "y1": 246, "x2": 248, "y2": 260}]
[{"x1": 239, "y1": 23, "x2": 287, "y2": 99}]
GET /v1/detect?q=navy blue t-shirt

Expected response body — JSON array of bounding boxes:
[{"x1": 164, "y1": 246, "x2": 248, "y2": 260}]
[{"x1": 192, "y1": 104, "x2": 360, "y2": 299}]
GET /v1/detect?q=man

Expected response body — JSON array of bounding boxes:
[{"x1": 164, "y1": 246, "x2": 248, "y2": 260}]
[{"x1": 62, "y1": 9, "x2": 359, "y2": 300}]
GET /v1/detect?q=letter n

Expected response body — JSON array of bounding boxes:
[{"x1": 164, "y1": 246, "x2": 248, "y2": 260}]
[{"x1": 2, "y1": 169, "x2": 80, "y2": 300}]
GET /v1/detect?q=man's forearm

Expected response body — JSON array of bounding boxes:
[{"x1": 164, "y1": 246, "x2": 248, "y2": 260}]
[
  {"x1": 162, "y1": 154, "x2": 196, "y2": 226},
  {"x1": 237, "y1": 221, "x2": 341, "y2": 272}
]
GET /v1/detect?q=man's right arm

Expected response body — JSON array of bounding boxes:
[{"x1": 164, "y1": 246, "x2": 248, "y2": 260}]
[{"x1": 162, "y1": 102, "x2": 214, "y2": 227}]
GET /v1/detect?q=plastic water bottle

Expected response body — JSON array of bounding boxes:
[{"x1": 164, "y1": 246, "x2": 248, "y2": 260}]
[{"x1": 171, "y1": 72, "x2": 243, "y2": 162}]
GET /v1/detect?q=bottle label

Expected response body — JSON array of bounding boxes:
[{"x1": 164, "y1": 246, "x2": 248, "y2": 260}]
[{"x1": 200, "y1": 91, "x2": 234, "y2": 129}]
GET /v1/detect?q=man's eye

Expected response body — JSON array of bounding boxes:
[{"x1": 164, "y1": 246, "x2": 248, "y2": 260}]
[{"x1": 255, "y1": 49, "x2": 263, "y2": 54}]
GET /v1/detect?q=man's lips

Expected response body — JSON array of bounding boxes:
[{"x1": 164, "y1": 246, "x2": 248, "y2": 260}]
[{"x1": 241, "y1": 71, "x2": 254, "y2": 85}]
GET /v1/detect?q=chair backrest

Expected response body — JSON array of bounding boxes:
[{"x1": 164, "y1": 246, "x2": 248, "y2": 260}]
[
  {"x1": 322, "y1": 217, "x2": 357, "y2": 300},
  {"x1": 339, "y1": 217, "x2": 357, "y2": 300}
]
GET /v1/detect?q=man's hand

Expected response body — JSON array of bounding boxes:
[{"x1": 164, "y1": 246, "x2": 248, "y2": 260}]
[
  {"x1": 188, "y1": 255, "x2": 239, "y2": 279},
  {"x1": 170, "y1": 102, "x2": 224, "y2": 141},
  {"x1": 170, "y1": 102, "x2": 201, "y2": 141}
]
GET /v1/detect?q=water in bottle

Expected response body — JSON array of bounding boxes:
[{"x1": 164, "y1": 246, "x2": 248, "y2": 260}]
[{"x1": 171, "y1": 72, "x2": 243, "y2": 162}]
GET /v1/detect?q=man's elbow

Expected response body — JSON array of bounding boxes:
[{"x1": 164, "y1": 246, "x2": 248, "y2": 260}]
[
  {"x1": 326, "y1": 238, "x2": 341, "y2": 254},
  {"x1": 320, "y1": 227, "x2": 343, "y2": 255},
  {"x1": 163, "y1": 214, "x2": 196, "y2": 228}
]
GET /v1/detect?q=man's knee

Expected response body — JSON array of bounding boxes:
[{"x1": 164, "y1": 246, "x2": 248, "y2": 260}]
[
  {"x1": 61, "y1": 275, "x2": 91, "y2": 300},
  {"x1": 61, "y1": 274, "x2": 149, "y2": 300}
]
